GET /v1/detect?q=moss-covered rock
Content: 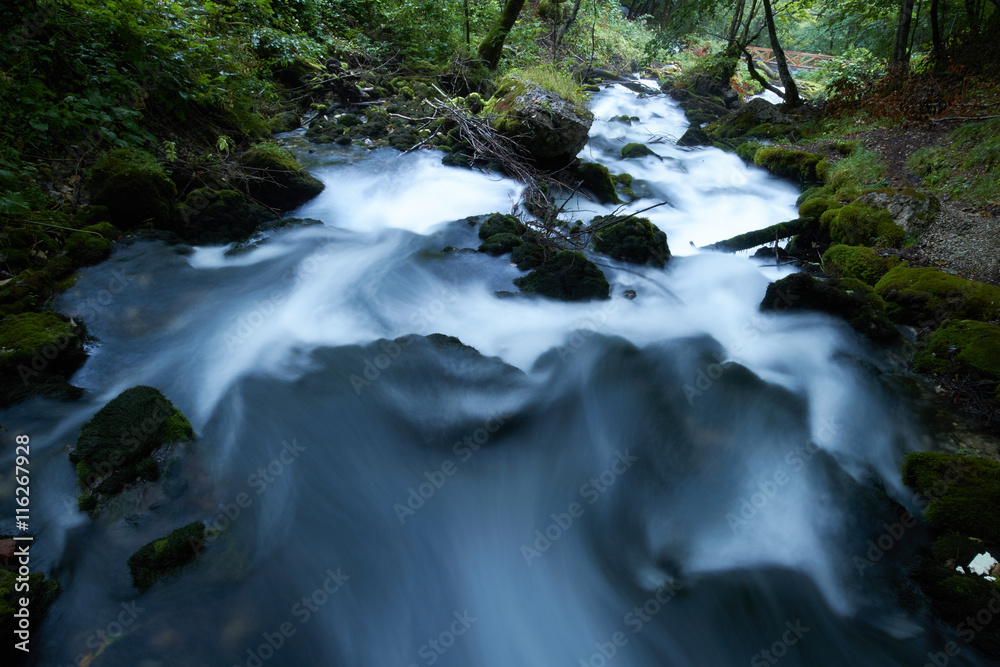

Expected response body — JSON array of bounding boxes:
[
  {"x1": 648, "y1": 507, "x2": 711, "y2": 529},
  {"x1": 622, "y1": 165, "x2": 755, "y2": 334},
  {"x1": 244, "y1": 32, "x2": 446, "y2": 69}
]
[
  {"x1": 760, "y1": 272, "x2": 898, "y2": 343},
  {"x1": 238, "y1": 144, "x2": 325, "y2": 211},
  {"x1": 735, "y1": 141, "x2": 763, "y2": 163},
  {"x1": 711, "y1": 98, "x2": 790, "y2": 140},
  {"x1": 798, "y1": 195, "x2": 841, "y2": 222},
  {"x1": 268, "y1": 111, "x2": 301, "y2": 134},
  {"x1": 902, "y1": 451, "x2": 1000, "y2": 545},
  {"x1": 89, "y1": 148, "x2": 178, "y2": 230},
  {"x1": 70, "y1": 386, "x2": 194, "y2": 503},
  {"x1": 577, "y1": 162, "x2": 621, "y2": 204},
  {"x1": 127, "y1": 522, "x2": 206, "y2": 593},
  {"x1": 0, "y1": 312, "x2": 87, "y2": 407},
  {"x1": 514, "y1": 251, "x2": 610, "y2": 301},
  {"x1": 915, "y1": 320, "x2": 1000, "y2": 400},
  {"x1": 177, "y1": 188, "x2": 279, "y2": 245},
  {"x1": 822, "y1": 245, "x2": 900, "y2": 286},
  {"x1": 823, "y1": 201, "x2": 906, "y2": 247},
  {"x1": 0, "y1": 569, "x2": 60, "y2": 647},
  {"x1": 874, "y1": 267, "x2": 1000, "y2": 326},
  {"x1": 620, "y1": 143, "x2": 658, "y2": 159},
  {"x1": 591, "y1": 216, "x2": 670, "y2": 267},
  {"x1": 754, "y1": 146, "x2": 824, "y2": 184},
  {"x1": 64, "y1": 223, "x2": 118, "y2": 267},
  {"x1": 483, "y1": 75, "x2": 593, "y2": 164},
  {"x1": 677, "y1": 126, "x2": 712, "y2": 147},
  {"x1": 855, "y1": 187, "x2": 940, "y2": 235},
  {"x1": 511, "y1": 242, "x2": 546, "y2": 270},
  {"x1": 479, "y1": 233, "x2": 522, "y2": 256},
  {"x1": 478, "y1": 213, "x2": 525, "y2": 240}
]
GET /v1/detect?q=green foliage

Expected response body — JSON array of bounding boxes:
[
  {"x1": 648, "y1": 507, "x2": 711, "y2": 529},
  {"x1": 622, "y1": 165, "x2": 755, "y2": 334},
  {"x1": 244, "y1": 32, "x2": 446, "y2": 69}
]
[
  {"x1": 128, "y1": 522, "x2": 206, "y2": 592},
  {"x1": 89, "y1": 148, "x2": 177, "y2": 229},
  {"x1": 69, "y1": 385, "x2": 194, "y2": 497},
  {"x1": 509, "y1": 65, "x2": 586, "y2": 107},
  {"x1": 906, "y1": 119, "x2": 1000, "y2": 206},
  {"x1": 824, "y1": 147, "x2": 887, "y2": 198}
]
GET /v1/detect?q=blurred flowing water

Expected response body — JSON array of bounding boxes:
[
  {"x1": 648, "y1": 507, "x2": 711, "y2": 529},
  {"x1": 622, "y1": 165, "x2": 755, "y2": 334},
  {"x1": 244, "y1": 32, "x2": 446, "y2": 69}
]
[{"x1": 2, "y1": 83, "x2": 987, "y2": 667}]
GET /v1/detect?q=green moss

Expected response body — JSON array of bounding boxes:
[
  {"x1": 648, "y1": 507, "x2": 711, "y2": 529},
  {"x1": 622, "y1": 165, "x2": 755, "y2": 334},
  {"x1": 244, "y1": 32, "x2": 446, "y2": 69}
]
[
  {"x1": 268, "y1": 111, "x2": 300, "y2": 134},
  {"x1": 754, "y1": 146, "x2": 823, "y2": 183},
  {"x1": 822, "y1": 245, "x2": 900, "y2": 286},
  {"x1": 824, "y1": 201, "x2": 904, "y2": 247},
  {"x1": 69, "y1": 386, "x2": 194, "y2": 499},
  {"x1": 478, "y1": 213, "x2": 525, "y2": 240},
  {"x1": 0, "y1": 570, "x2": 60, "y2": 641},
  {"x1": 513, "y1": 251, "x2": 610, "y2": 301},
  {"x1": 0, "y1": 312, "x2": 78, "y2": 356},
  {"x1": 735, "y1": 141, "x2": 763, "y2": 163},
  {"x1": 612, "y1": 172, "x2": 633, "y2": 187},
  {"x1": 874, "y1": 267, "x2": 1000, "y2": 325},
  {"x1": 479, "y1": 233, "x2": 522, "y2": 256},
  {"x1": 238, "y1": 143, "x2": 324, "y2": 211},
  {"x1": 591, "y1": 216, "x2": 670, "y2": 267},
  {"x1": 915, "y1": 320, "x2": 1000, "y2": 399},
  {"x1": 127, "y1": 521, "x2": 206, "y2": 593},
  {"x1": 64, "y1": 231, "x2": 112, "y2": 267},
  {"x1": 902, "y1": 451, "x2": 1000, "y2": 545},
  {"x1": 760, "y1": 272, "x2": 898, "y2": 343},
  {"x1": 798, "y1": 196, "x2": 840, "y2": 221},
  {"x1": 511, "y1": 242, "x2": 546, "y2": 270},
  {"x1": 89, "y1": 148, "x2": 177, "y2": 230},
  {"x1": 620, "y1": 143, "x2": 657, "y2": 159},
  {"x1": 577, "y1": 162, "x2": 621, "y2": 204}
]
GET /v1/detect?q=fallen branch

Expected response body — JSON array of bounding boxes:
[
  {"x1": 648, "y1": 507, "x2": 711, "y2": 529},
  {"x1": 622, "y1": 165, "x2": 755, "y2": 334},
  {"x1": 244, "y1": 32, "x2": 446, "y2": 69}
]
[{"x1": 701, "y1": 218, "x2": 808, "y2": 252}]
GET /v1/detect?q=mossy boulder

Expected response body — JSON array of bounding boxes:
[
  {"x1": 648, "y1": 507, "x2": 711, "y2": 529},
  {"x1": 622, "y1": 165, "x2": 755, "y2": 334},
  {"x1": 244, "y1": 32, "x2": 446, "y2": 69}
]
[
  {"x1": 823, "y1": 201, "x2": 906, "y2": 247},
  {"x1": 620, "y1": 143, "x2": 658, "y2": 159},
  {"x1": 514, "y1": 251, "x2": 610, "y2": 301},
  {"x1": 754, "y1": 146, "x2": 824, "y2": 184},
  {"x1": 0, "y1": 312, "x2": 87, "y2": 407},
  {"x1": 511, "y1": 242, "x2": 546, "y2": 270},
  {"x1": 874, "y1": 267, "x2": 1000, "y2": 326},
  {"x1": 479, "y1": 233, "x2": 522, "y2": 256},
  {"x1": 677, "y1": 126, "x2": 712, "y2": 147},
  {"x1": 822, "y1": 245, "x2": 900, "y2": 286},
  {"x1": 478, "y1": 213, "x2": 526, "y2": 240},
  {"x1": 760, "y1": 272, "x2": 898, "y2": 343},
  {"x1": 902, "y1": 452, "x2": 1000, "y2": 546},
  {"x1": 855, "y1": 187, "x2": 940, "y2": 235},
  {"x1": 798, "y1": 195, "x2": 841, "y2": 222},
  {"x1": 577, "y1": 162, "x2": 621, "y2": 204},
  {"x1": 0, "y1": 569, "x2": 60, "y2": 645},
  {"x1": 177, "y1": 188, "x2": 280, "y2": 245},
  {"x1": 64, "y1": 223, "x2": 119, "y2": 267},
  {"x1": 238, "y1": 144, "x2": 325, "y2": 211},
  {"x1": 711, "y1": 98, "x2": 790, "y2": 140},
  {"x1": 70, "y1": 386, "x2": 194, "y2": 504},
  {"x1": 483, "y1": 76, "x2": 593, "y2": 164},
  {"x1": 89, "y1": 148, "x2": 178, "y2": 230},
  {"x1": 268, "y1": 111, "x2": 301, "y2": 134},
  {"x1": 591, "y1": 216, "x2": 670, "y2": 267},
  {"x1": 915, "y1": 320, "x2": 1000, "y2": 400},
  {"x1": 127, "y1": 522, "x2": 206, "y2": 593},
  {"x1": 735, "y1": 141, "x2": 763, "y2": 163}
]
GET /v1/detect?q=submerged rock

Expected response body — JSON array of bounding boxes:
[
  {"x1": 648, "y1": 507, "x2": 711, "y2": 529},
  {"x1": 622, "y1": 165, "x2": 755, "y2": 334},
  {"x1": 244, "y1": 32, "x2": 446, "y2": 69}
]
[
  {"x1": 620, "y1": 143, "x2": 659, "y2": 159},
  {"x1": 127, "y1": 521, "x2": 206, "y2": 593},
  {"x1": 514, "y1": 251, "x2": 610, "y2": 301},
  {"x1": 484, "y1": 76, "x2": 593, "y2": 164},
  {"x1": 577, "y1": 162, "x2": 621, "y2": 204}
]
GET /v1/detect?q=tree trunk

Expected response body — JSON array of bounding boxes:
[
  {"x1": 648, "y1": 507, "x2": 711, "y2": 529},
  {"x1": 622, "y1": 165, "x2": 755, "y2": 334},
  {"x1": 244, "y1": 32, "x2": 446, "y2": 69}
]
[
  {"x1": 464, "y1": 0, "x2": 471, "y2": 46},
  {"x1": 727, "y1": 0, "x2": 747, "y2": 46},
  {"x1": 930, "y1": 0, "x2": 941, "y2": 58},
  {"x1": 893, "y1": 0, "x2": 916, "y2": 64},
  {"x1": 554, "y1": 0, "x2": 584, "y2": 50},
  {"x1": 739, "y1": 0, "x2": 760, "y2": 45},
  {"x1": 477, "y1": 0, "x2": 527, "y2": 70},
  {"x1": 909, "y1": 0, "x2": 923, "y2": 54},
  {"x1": 762, "y1": 0, "x2": 801, "y2": 107}
]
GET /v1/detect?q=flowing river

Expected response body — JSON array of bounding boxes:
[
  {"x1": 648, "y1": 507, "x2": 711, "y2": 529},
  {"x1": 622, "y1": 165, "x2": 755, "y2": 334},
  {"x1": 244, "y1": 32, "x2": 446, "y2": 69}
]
[{"x1": 3, "y1": 82, "x2": 987, "y2": 667}]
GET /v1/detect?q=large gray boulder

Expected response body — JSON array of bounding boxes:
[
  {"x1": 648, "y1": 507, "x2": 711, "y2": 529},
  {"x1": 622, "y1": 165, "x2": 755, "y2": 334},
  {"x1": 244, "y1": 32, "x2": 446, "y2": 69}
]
[{"x1": 484, "y1": 76, "x2": 594, "y2": 164}]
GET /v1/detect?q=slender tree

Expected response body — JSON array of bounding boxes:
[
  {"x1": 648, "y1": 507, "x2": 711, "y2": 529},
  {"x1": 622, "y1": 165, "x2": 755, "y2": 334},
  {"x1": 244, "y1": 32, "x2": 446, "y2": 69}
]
[
  {"x1": 554, "y1": 0, "x2": 585, "y2": 51},
  {"x1": 892, "y1": 0, "x2": 916, "y2": 64},
  {"x1": 762, "y1": 0, "x2": 801, "y2": 107},
  {"x1": 477, "y1": 0, "x2": 527, "y2": 69}
]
